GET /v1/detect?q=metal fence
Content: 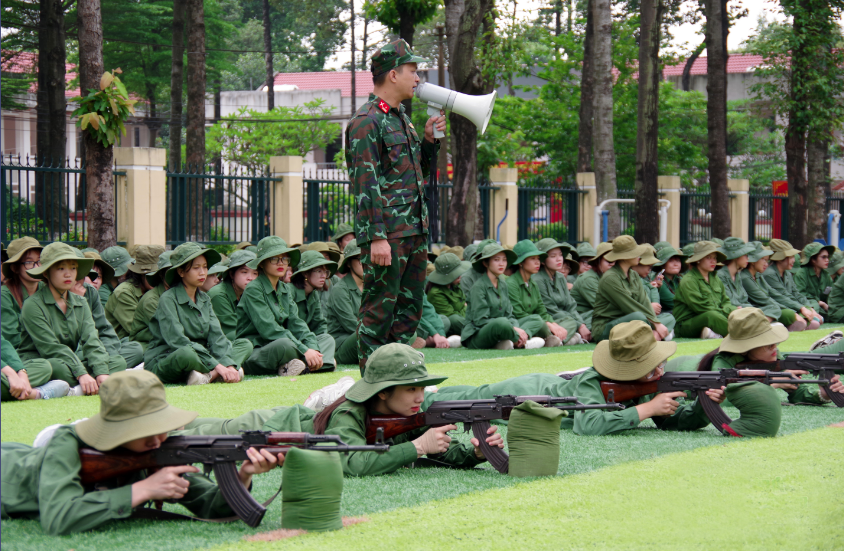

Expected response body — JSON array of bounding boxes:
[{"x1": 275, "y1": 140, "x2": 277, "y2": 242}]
[
  {"x1": 166, "y1": 165, "x2": 274, "y2": 246},
  {"x1": 516, "y1": 183, "x2": 582, "y2": 244},
  {"x1": 616, "y1": 189, "x2": 636, "y2": 237},
  {"x1": 748, "y1": 194, "x2": 788, "y2": 243},
  {"x1": 679, "y1": 192, "x2": 713, "y2": 246},
  {"x1": 825, "y1": 193, "x2": 844, "y2": 217},
  {"x1": 1, "y1": 155, "x2": 124, "y2": 246}
]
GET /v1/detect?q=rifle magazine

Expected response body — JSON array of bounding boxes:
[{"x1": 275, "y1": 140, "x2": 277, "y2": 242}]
[
  {"x1": 696, "y1": 389, "x2": 734, "y2": 435},
  {"x1": 213, "y1": 462, "x2": 266, "y2": 528},
  {"x1": 472, "y1": 421, "x2": 509, "y2": 474}
]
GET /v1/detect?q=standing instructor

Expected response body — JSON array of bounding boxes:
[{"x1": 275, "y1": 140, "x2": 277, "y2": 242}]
[{"x1": 345, "y1": 39, "x2": 446, "y2": 371}]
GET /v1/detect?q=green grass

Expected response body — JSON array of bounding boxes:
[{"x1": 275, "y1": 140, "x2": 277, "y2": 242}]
[{"x1": 2, "y1": 327, "x2": 843, "y2": 550}]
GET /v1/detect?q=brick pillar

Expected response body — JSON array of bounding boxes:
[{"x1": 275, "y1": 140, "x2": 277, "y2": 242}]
[
  {"x1": 577, "y1": 172, "x2": 597, "y2": 245},
  {"x1": 489, "y1": 167, "x2": 518, "y2": 246},
  {"x1": 114, "y1": 147, "x2": 167, "y2": 247},
  {"x1": 269, "y1": 156, "x2": 304, "y2": 246},
  {"x1": 728, "y1": 179, "x2": 750, "y2": 242},
  {"x1": 658, "y1": 176, "x2": 681, "y2": 248}
]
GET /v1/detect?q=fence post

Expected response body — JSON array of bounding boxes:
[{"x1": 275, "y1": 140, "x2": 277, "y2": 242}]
[
  {"x1": 657, "y1": 176, "x2": 681, "y2": 248},
  {"x1": 489, "y1": 167, "x2": 518, "y2": 246},
  {"x1": 114, "y1": 147, "x2": 167, "y2": 247},
  {"x1": 577, "y1": 173, "x2": 597, "y2": 244},
  {"x1": 728, "y1": 179, "x2": 750, "y2": 242},
  {"x1": 269, "y1": 155, "x2": 304, "y2": 245}
]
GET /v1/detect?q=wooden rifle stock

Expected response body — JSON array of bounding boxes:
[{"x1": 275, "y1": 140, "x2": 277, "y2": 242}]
[
  {"x1": 600, "y1": 380, "x2": 659, "y2": 403},
  {"x1": 365, "y1": 413, "x2": 428, "y2": 443},
  {"x1": 80, "y1": 448, "x2": 161, "y2": 485}
]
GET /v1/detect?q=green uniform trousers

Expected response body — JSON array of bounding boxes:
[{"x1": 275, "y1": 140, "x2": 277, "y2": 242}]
[
  {"x1": 118, "y1": 338, "x2": 145, "y2": 369},
  {"x1": 1, "y1": 359, "x2": 53, "y2": 401},
  {"x1": 518, "y1": 314, "x2": 550, "y2": 339},
  {"x1": 49, "y1": 355, "x2": 127, "y2": 386},
  {"x1": 579, "y1": 310, "x2": 593, "y2": 331},
  {"x1": 334, "y1": 334, "x2": 358, "y2": 366},
  {"x1": 777, "y1": 308, "x2": 797, "y2": 326},
  {"x1": 151, "y1": 339, "x2": 253, "y2": 384},
  {"x1": 243, "y1": 333, "x2": 335, "y2": 375},
  {"x1": 676, "y1": 310, "x2": 729, "y2": 338},
  {"x1": 444, "y1": 314, "x2": 465, "y2": 337},
  {"x1": 550, "y1": 312, "x2": 580, "y2": 337},
  {"x1": 464, "y1": 318, "x2": 518, "y2": 349},
  {"x1": 657, "y1": 312, "x2": 676, "y2": 334},
  {"x1": 598, "y1": 312, "x2": 650, "y2": 342}
]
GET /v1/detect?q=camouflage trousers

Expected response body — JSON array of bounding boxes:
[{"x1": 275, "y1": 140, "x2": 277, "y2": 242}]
[{"x1": 357, "y1": 235, "x2": 427, "y2": 364}]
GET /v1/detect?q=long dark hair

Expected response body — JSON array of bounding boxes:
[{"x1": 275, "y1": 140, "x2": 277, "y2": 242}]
[
  {"x1": 312, "y1": 387, "x2": 395, "y2": 435},
  {"x1": 697, "y1": 347, "x2": 722, "y2": 371},
  {"x1": 125, "y1": 270, "x2": 146, "y2": 289},
  {"x1": 2, "y1": 264, "x2": 26, "y2": 308}
]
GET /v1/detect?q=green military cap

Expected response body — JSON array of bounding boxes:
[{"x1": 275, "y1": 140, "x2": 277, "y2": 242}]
[
  {"x1": 27, "y1": 242, "x2": 94, "y2": 281},
  {"x1": 208, "y1": 257, "x2": 231, "y2": 276},
  {"x1": 720, "y1": 308, "x2": 788, "y2": 355},
  {"x1": 73, "y1": 247, "x2": 100, "y2": 279},
  {"x1": 126, "y1": 244, "x2": 166, "y2": 275},
  {"x1": 799, "y1": 242, "x2": 835, "y2": 266},
  {"x1": 468, "y1": 239, "x2": 497, "y2": 262},
  {"x1": 371, "y1": 39, "x2": 429, "y2": 78},
  {"x1": 429, "y1": 252, "x2": 472, "y2": 286},
  {"x1": 247, "y1": 236, "x2": 301, "y2": 270},
  {"x1": 718, "y1": 237, "x2": 756, "y2": 261},
  {"x1": 826, "y1": 249, "x2": 844, "y2": 276},
  {"x1": 338, "y1": 240, "x2": 361, "y2": 274},
  {"x1": 331, "y1": 223, "x2": 354, "y2": 243},
  {"x1": 653, "y1": 241, "x2": 672, "y2": 252},
  {"x1": 681, "y1": 243, "x2": 695, "y2": 256},
  {"x1": 346, "y1": 343, "x2": 447, "y2": 403},
  {"x1": 747, "y1": 241, "x2": 774, "y2": 263},
  {"x1": 593, "y1": 320, "x2": 676, "y2": 381},
  {"x1": 165, "y1": 242, "x2": 222, "y2": 286},
  {"x1": 535, "y1": 238, "x2": 572, "y2": 257},
  {"x1": 1, "y1": 236, "x2": 43, "y2": 279},
  {"x1": 653, "y1": 246, "x2": 687, "y2": 268},
  {"x1": 83, "y1": 250, "x2": 116, "y2": 284},
  {"x1": 511, "y1": 239, "x2": 547, "y2": 266},
  {"x1": 303, "y1": 241, "x2": 341, "y2": 263},
  {"x1": 293, "y1": 250, "x2": 338, "y2": 278},
  {"x1": 710, "y1": 237, "x2": 725, "y2": 247},
  {"x1": 768, "y1": 239, "x2": 801, "y2": 262},
  {"x1": 246, "y1": 245, "x2": 258, "y2": 254},
  {"x1": 563, "y1": 253, "x2": 580, "y2": 274},
  {"x1": 472, "y1": 243, "x2": 517, "y2": 272},
  {"x1": 685, "y1": 241, "x2": 727, "y2": 264},
  {"x1": 214, "y1": 249, "x2": 257, "y2": 280},
  {"x1": 101, "y1": 246, "x2": 135, "y2": 278},
  {"x1": 463, "y1": 243, "x2": 478, "y2": 263},
  {"x1": 145, "y1": 250, "x2": 173, "y2": 286},
  {"x1": 576, "y1": 242, "x2": 597, "y2": 260}
]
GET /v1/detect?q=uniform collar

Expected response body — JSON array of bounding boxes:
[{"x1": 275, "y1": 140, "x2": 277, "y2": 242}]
[
  {"x1": 257, "y1": 271, "x2": 287, "y2": 295},
  {"x1": 370, "y1": 94, "x2": 405, "y2": 116},
  {"x1": 38, "y1": 283, "x2": 81, "y2": 308},
  {"x1": 173, "y1": 283, "x2": 208, "y2": 306}
]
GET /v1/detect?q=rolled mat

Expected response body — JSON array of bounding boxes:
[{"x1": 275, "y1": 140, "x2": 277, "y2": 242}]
[
  {"x1": 724, "y1": 381, "x2": 782, "y2": 437},
  {"x1": 507, "y1": 400, "x2": 567, "y2": 477},
  {"x1": 281, "y1": 448, "x2": 343, "y2": 531}
]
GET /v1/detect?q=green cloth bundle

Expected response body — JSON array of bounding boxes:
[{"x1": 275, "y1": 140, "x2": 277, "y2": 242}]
[
  {"x1": 507, "y1": 400, "x2": 567, "y2": 477},
  {"x1": 725, "y1": 381, "x2": 782, "y2": 437},
  {"x1": 281, "y1": 448, "x2": 343, "y2": 531}
]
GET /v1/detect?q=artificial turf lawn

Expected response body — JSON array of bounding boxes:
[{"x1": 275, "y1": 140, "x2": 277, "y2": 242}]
[{"x1": 1, "y1": 327, "x2": 843, "y2": 551}]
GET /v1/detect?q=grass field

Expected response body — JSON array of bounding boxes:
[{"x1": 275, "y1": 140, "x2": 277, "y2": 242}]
[{"x1": 2, "y1": 328, "x2": 843, "y2": 551}]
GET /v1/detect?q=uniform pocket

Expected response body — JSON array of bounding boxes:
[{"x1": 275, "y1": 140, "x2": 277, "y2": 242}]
[{"x1": 382, "y1": 131, "x2": 408, "y2": 166}]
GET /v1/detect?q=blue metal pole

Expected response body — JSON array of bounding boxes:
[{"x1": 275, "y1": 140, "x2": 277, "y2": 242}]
[{"x1": 601, "y1": 210, "x2": 609, "y2": 243}]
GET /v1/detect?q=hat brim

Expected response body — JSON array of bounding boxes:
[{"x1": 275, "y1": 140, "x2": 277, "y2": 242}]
[
  {"x1": 293, "y1": 258, "x2": 339, "y2": 278},
  {"x1": 748, "y1": 250, "x2": 774, "y2": 263},
  {"x1": 769, "y1": 247, "x2": 801, "y2": 261},
  {"x1": 27, "y1": 255, "x2": 95, "y2": 281},
  {"x1": 345, "y1": 373, "x2": 448, "y2": 403},
  {"x1": 593, "y1": 340, "x2": 677, "y2": 381},
  {"x1": 721, "y1": 243, "x2": 757, "y2": 261},
  {"x1": 428, "y1": 261, "x2": 472, "y2": 285},
  {"x1": 246, "y1": 245, "x2": 301, "y2": 271},
  {"x1": 686, "y1": 250, "x2": 728, "y2": 264},
  {"x1": 332, "y1": 229, "x2": 354, "y2": 243},
  {"x1": 653, "y1": 252, "x2": 687, "y2": 268},
  {"x1": 165, "y1": 249, "x2": 223, "y2": 286},
  {"x1": 512, "y1": 250, "x2": 547, "y2": 267},
  {"x1": 76, "y1": 403, "x2": 198, "y2": 451},
  {"x1": 2, "y1": 243, "x2": 44, "y2": 278},
  {"x1": 92, "y1": 260, "x2": 116, "y2": 283},
  {"x1": 719, "y1": 323, "x2": 789, "y2": 355},
  {"x1": 338, "y1": 251, "x2": 361, "y2": 274},
  {"x1": 207, "y1": 264, "x2": 230, "y2": 276},
  {"x1": 605, "y1": 243, "x2": 650, "y2": 262},
  {"x1": 127, "y1": 261, "x2": 159, "y2": 274},
  {"x1": 800, "y1": 245, "x2": 836, "y2": 266},
  {"x1": 472, "y1": 249, "x2": 517, "y2": 272}
]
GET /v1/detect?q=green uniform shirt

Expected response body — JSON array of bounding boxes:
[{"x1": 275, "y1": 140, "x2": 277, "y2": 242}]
[
  {"x1": 145, "y1": 285, "x2": 235, "y2": 372},
  {"x1": 236, "y1": 273, "x2": 317, "y2": 355},
  {"x1": 591, "y1": 265, "x2": 658, "y2": 340},
  {"x1": 461, "y1": 274, "x2": 518, "y2": 342},
  {"x1": 712, "y1": 352, "x2": 825, "y2": 405},
  {"x1": 640, "y1": 274, "x2": 660, "y2": 303},
  {"x1": 292, "y1": 286, "x2": 329, "y2": 336},
  {"x1": 427, "y1": 284, "x2": 466, "y2": 317},
  {"x1": 1, "y1": 285, "x2": 31, "y2": 348},
  {"x1": 760, "y1": 264, "x2": 813, "y2": 312},
  {"x1": 17, "y1": 284, "x2": 109, "y2": 378},
  {"x1": 507, "y1": 272, "x2": 553, "y2": 322},
  {"x1": 208, "y1": 281, "x2": 239, "y2": 341},
  {"x1": 104, "y1": 281, "x2": 145, "y2": 339},
  {"x1": 792, "y1": 265, "x2": 833, "y2": 305},
  {"x1": 1, "y1": 336, "x2": 25, "y2": 372},
  {"x1": 459, "y1": 269, "x2": 481, "y2": 298},
  {"x1": 419, "y1": 291, "x2": 446, "y2": 337},
  {"x1": 79, "y1": 282, "x2": 122, "y2": 356},
  {"x1": 129, "y1": 284, "x2": 165, "y2": 346},
  {"x1": 571, "y1": 269, "x2": 599, "y2": 315},
  {"x1": 826, "y1": 272, "x2": 844, "y2": 323},
  {"x1": 658, "y1": 273, "x2": 682, "y2": 311},
  {"x1": 98, "y1": 282, "x2": 114, "y2": 309},
  {"x1": 532, "y1": 269, "x2": 585, "y2": 325},
  {"x1": 325, "y1": 275, "x2": 362, "y2": 338},
  {"x1": 324, "y1": 400, "x2": 481, "y2": 477},
  {"x1": 673, "y1": 268, "x2": 736, "y2": 326},
  {"x1": 738, "y1": 270, "x2": 783, "y2": 321},
  {"x1": 0, "y1": 425, "x2": 236, "y2": 535},
  {"x1": 716, "y1": 268, "x2": 753, "y2": 309}
]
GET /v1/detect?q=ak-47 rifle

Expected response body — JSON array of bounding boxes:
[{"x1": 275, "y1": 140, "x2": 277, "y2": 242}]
[
  {"x1": 599, "y1": 369, "x2": 832, "y2": 435},
  {"x1": 737, "y1": 352, "x2": 844, "y2": 407},
  {"x1": 365, "y1": 394, "x2": 625, "y2": 474},
  {"x1": 79, "y1": 431, "x2": 388, "y2": 527}
]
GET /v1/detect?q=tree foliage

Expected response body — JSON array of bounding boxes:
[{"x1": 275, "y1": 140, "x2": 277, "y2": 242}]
[{"x1": 70, "y1": 68, "x2": 137, "y2": 147}]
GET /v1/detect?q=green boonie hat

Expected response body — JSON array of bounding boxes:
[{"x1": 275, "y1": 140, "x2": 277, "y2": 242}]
[
  {"x1": 653, "y1": 246, "x2": 687, "y2": 268},
  {"x1": 747, "y1": 241, "x2": 774, "y2": 263},
  {"x1": 164, "y1": 242, "x2": 222, "y2": 286},
  {"x1": 83, "y1": 251, "x2": 116, "y2": 284},
  {"x1": 593, "y1": 320, "x2": 677, "y2": 381},
  {"x1": 429, "y1": 252, "x2": 471, "y2": 285},
  {"x1": 826, "y1": 249, "x2": 844, "y2": 276},
  {"x1": 338, "y1": 240, "x2": 361, "y2": 274},
  {"x1": 27, "y1": 242, "x2": 94, "y2": 281},
  {"x1": 145, "y1": 250, "x2": 173, "y2": 286},
  {"x1": 331, "y1": 223, "x2": 354, "y2": 243},
  {"x1": 768, "y1": 239, "x2": 801, "y2": 262},
  {"x1": 718, "y1": 237, "x2": 756, "y2": 261},
  {"x1": 215, "y1": 249, "x2": 257, "y2": 279},
  {"x1": 576, "y1": 242, "x2": 597, "y2": 260},
  {"x1": 370, "y1": 39, "x2": 429, "y2": 77},
  {"x1": 81, "y1": 247, "x2": 98, "y2": 254},
  {"x1": 511, "y1": 239, "x2": 547, "y2": 266},
  {"x1": 472, "y1": 243, "x2": 517, "y2": 272},
  {"x1": 1, "y1": 236, "x2": 43, "y2": 279},
  {"x1": 247, "y1": 236, "x2": 300, "y2": 271},
  {"x1": 73, "y1": 248, "x2": 99, "y2": 279},
  {"x1": 346, "y1": 343, "x2": 447, "y2": 403},
  {"x1": 303, "y1": 241, "x2": 341, "y2": 263},
  {"x1": 467, "y1": 239, "x2": 496, "y2": 262},
  {"x1": 75, "y1": 371, "x2": 197, "y2": 451},
  {"x1": 681, "y1": 243, "x2": 695, "y2": 256},
  {"x1": 246, "y1": 245, "x2": 258, "y2": 254},
  {"x1": 535, "y1": 238, "x2": 572, "y2": 257},
  {"x1": 719, "y1": 308, "x2": 788, "y2": 354},
  {"x1": 127, "y1": 244, "x2": 165, "y2": 274},
  {"x1": 234, "y1": 241, "x2": 253, "y2": 250},
  {"x1": 563, "y1": 253, "x2": 580, "y2": 274},
  {"x1": 588, "y1": 242, "x2": 614, "y2": 262},
  {"x1": 605, "y1": 235, "x2": 650, "y2": 262},
  {"x1": 101, "y1": 246, "x2": 135, "y2": 278},
  {"x1": 710, "y1": 237, "x2": 725, "y2": 247},
  {"x1": 463, "y1": 243, "x2": 479, "y2": 263},
  {"x1": 653, "y1": 241, "x2": 672, "y2": 252},
  {"x1": 208, "y1": 257, "x2": 231, "y2": 276},
  {"x1": 686, "y1": 241, "x2": 727, "y2": 264},
  {"x1": 293, "y1": 250, "x2": 338, "y2": 278},
  {"x1": 800, "y1": 242, "x2": 835, "y2": 266}
]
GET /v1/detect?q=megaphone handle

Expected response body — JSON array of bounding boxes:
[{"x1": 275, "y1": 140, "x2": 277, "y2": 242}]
[{"x1": 427, "y1": 104, "x2": 445, "y2": 139}]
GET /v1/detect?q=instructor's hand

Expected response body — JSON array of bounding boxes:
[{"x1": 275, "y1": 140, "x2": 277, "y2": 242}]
[
  {"x1": 371, "y1": 239, "x2": 391, "y2": 266},
  {"x1": 424, "y1": 110, "x2": 446, "y2": 143}
]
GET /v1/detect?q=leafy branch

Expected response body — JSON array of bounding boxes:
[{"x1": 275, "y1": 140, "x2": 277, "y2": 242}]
[{"x1": 70, "y1": 68, "x2": 137, "y2": 147}]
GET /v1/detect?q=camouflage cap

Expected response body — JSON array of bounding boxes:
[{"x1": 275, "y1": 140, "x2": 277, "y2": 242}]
[{"x1": 371, "y1": 39, "x2": 429, "y2": 77}]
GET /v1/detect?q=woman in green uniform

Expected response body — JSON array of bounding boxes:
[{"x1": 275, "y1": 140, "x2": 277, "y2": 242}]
[
  {"x1": 1, "y1": 237, "x2": 43, "y2": 347},
  {"x1": 290, "y1": 250, "x2": 336, "y2": 339},
  {"x1": 81, "y1": 250, "x2": 113, "y2": 294},
  {"x1": 715, "y1": 237, "x2": 756, "y2": 312},
  {"x1": 99, "y1": 246, "x2": 134, "y2": 309},
  {"x1": 2, "y1": 336, "x2": 69, "y2": 401},
  {"x1": 570, "y1": 241, "x2": 613, "y2": 330},
  {"x1": 460, "y1": 243, "x2": 530, "y2": 350},
  {"x1": 673, "y1": 241, "x2": 734, "y2": 339},
  {"x1": 575, "y1": 242, "x2": 596, "y2": 278},
  {"x1": 651, "y1": 244, "x2": 685, "y2": 313},
  {"x1": 104, "y1": 245, "x2": 164, "y2": 340},
  {"x1": 827, "y1": 249, "x2": 844, "y2": 282},
  {"x1": 237, "y1": 236, "x2": 335, "y2": 377},
  {"x1": 459, "y1": 239, "x2": 496, "y2": 297},
  {"x1": 630, "y1": 245, "x2": 676, "y2": 338},
  {"x1": 0, "y1": 371, "x2": 281, "y2": 535},
  {"x1": 427, "y1": 252, "x2": 470, "y2": 344},
  {"x1": 533, "y1": 238, "x2": 591, "y2": 343},
  {"x1": 761, "y1": 239, "x2": 822, "y2": 329},
  {"x1": 145, "y1": 242, "x2": 252, "y2": 385},
  {"x1": 792, "y1": 242, "x2": 835, "y2": 317},
  {"x1": 128, "y1": 252, "x2": 173, "y2": 350},
  {"x1": 17, "y1": 242, "x2": 126, "y2": 396},
  {"x1": 332, "y1": 222, "x2": 356, "y2": 252},
  {"x1": 301, "y1": 241, "x2": 341, "y2": 312},
  {"x1": 207, "y1": 249, "x2": 257, "y2": 341},
  {"x1": 325, "y1": 241, "x2": 364, "y2": 367},
  {"x1": 312, "y1": 343, "x2": 503, "y2": 477},
  {"x1": 739, "y1": 242, "x2": 804, "y2": 330}
]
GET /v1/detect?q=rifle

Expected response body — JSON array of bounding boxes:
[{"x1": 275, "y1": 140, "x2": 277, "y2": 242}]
[
  {"x1": 599, "y1": 369, "x2": 832, "y2": 435},
  {"x1": 365, "y1": 394, "x2": 625, "y2": 474},
  {"x1": 738, "y1": 353, "x2": 844, "y2": 407},
  {"x1": 79, "y1": 431, "x2": 388, "y2": 527}
]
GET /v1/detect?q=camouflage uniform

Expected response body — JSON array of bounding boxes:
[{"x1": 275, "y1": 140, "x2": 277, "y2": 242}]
[{"x1": 345, "y1": 39, "x2": 438, "y2": 366}]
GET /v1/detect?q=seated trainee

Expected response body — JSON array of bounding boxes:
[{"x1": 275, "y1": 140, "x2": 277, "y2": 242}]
[
  {"x1": 98, "y1": 246, "x2": 135, "y2": 308},
  {"x1": 459, "y1": 239, "x2": 496, "y2": 297},
  {"x1": 533, "y1": 238, "x2": 591, "y2": 343},
  {"x1": 299, "y1": 241, "x2": 341, "y2": 312},
  {"x1": 761, "y1": 239, "x2": 821, "y2": 329},
  {"x1": 792, "y1": 242, "x2": 835, "y2": 316},
  {"x1": 1, "y1": 237, "x2": 43, "y2": 347},
  {"x1": 105, "y1": 245, "x2": 165, "y2": 340},
  {"x1": 427, "y1": 252, "x2": 471, "y2": 343},
  {"x1": 630, "y1": 245, "x2": 676, "y2": 338},
  {"x1": 207, "y1": 249, "x2": 258, "y2": 341},
  {"x1": 128, "y1": 252, "x2": 173, "y2": 350},
  {"x1": 716, "y1": 237, "x2": 756, "y2": 313},
  {"x1": 826, "y1": 249, "x2": 844, "y2": 282},
  {"x1": 325, "y1": 241, "x2": 364, "y2": 366},
  {"x1": 1, "y1": 336, "x2": 69, "y2": 401},
  {"x1": 650, "y1": 244, "x2": 686, "y2": 313},
  {"x1": 740, "y1": 242, "x2": 805, "y2": 331},
  {"x1": 570, "y1": 241, "x2": 614, "y2": 330},
  {"x1": 289, "y1": 250, "x2": 336, "y2": 340},
  {"x1": 672, "y1": 241, "x2": 733, "y2": 339}
]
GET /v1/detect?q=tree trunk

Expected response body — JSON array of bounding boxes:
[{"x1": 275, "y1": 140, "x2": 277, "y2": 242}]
[
  {"x1": 361, "y1": 15, "x2": 370, "y2": 71},
  {"x1": 185, "y1": 0, "x2": 207, "y2": 240},
  {"x1": 705, "y1": 0, "x2": 730, "y2": 239},
  {"x1": 168, "y1": 0, "x2": 186, "y2": 172},
  {"x1": 398, "y1": 7, "x2": 417, "y2": 116},
  {"x1": 444, "y1": 0, "x2": 494, "y2": 246},
  {"x1": 145, "y1": 83, "x2": 160, "y2": 147},
  {"x1": 785, "y1": 9, "x2": 809, "y2": 249},
  {"x1": 681, "y1": 40, "x2": 705, "y2": 92},
  {"x1": 576, "y1": 0, "x2": 594, "y2": 174},
  {"x1": 350, "y1": 0, "x2": 356, "y2": 114},
  {"x1": 591, "y1": 0, "x2": 618, "y2": 237},
  {"x1": 806, "y1": 131, "x2": 828, "y2": 242},
  {"x1": 263, "y1": 0, "x2": 274, "y2": 111},
  {"x1": 634, "y1": 0, "x2": 662, "y2": 245},
  {"x1": 78, "y1": 0, "x2": 116, "y2": 249}
]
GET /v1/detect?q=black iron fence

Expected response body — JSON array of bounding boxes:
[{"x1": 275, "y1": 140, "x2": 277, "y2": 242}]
[
  {"x1": 516, "y1": 184, "x2": 582, "y2": 244},
  {"x1": 616, "y1": 189, "x2": 636, "y2": 237},
  {"x1": 679, "y1": 192, "x2": 713, "y2": 246},
  {"x1": 748, "y1": 194, "x2": 788, "y2": 243}
]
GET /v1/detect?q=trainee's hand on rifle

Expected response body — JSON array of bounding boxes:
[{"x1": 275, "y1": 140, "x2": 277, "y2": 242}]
[
  {"x1": 424, "y1": 110, "x2": 446, "y2": 143},
  {"x1": 822, "y1": 375, "x2": 843, "y2": 400},
  {"x1": 131, "y1": 465, "x2": 198, "y2": 507},
  {"x1": 470, "y1": 425, "x2": 504, "y2": 459},
  {"x1": 78, "y1": 374, "x2": 99, "y2": 395},
  {"x1": 413, "y1": 424, "x2": 455, "y2": 457},
  {"x1": 637, "y1": 391, "x2": 686, "y2": 420},
  {"x1": 371, "y1": 239, "x2": 392, "y2": 266},
  {"x1": 304, "y1": 349, "x2": 323, "y2": 369},
  {"x1": 238, "y1": 447, "x2": 284, "y2": 487},
  {"x1": 705, "y1": 386, "x2": 727, "y2": 404},
  {"x1": 770, "y1": 369, "x2": 807, "y2": 391}
]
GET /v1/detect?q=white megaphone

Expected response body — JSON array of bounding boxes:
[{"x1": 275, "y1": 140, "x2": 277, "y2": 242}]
[{"x1": 415, "y1": 82, "x2": 497, "y2": 139}]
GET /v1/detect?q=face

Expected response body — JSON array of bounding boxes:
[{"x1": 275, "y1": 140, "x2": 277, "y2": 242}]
[
  {"x1": 559, "y1": 261, "x2": 570, "y2": 276},
  {"x1": 812, "y1": 251, "x2": 830, "y2": 270},
  {"x1": 47, "y1": 260, "x2": 78, "y2": 292},
  {"x1": 261, "y1": 254, "x2": 291, "y2": 279},
  {"x1": 597, "y1": 257, "x2": 614, "y2": 274},
  {"x1": 778, "y1": 256, "x2": 795, "y2": 271},
  {"x1": 350, "y1": 258, "x2": 364, "y2": 279},
  {"x1": 378, "y1": 385, "x2": 424, "y2": 416},
  {"x1": 578, "y1": 260, "x2": 591, "y2": 274},
  {"x1": 307, "y1": 266, "x2": 329, "y2": 289},
  {"x1": 747, "y1": 343, "x2": 778, "y2": 363},
  {"x1": 231, "y1": 265, "x2": 258, "y2": 293},
  {"x1": 201, "y1": 273, "x2": 219, "y2": 292},
  {"x1": 16, "y1": 249, "x2": 42, "y2": 284},
  {"x1": 665, "y1": 257, "x2": 682, "y2": 275},
  {"x1": 631, "y1": 263, "x2": 650, "y2": 277},
  {"x1": 178, "y1": 256, "x2": 208, "y2": 288},
  {"x1": 485, "y1": 252, "x2": 508, "y2": 276},
  {"x1": 545, "y1": 248, "x2": 564, "y2": 272},
  {"x1": 636, "y1": 362, "x2": 666, "y2": 382},
  {"x1": 122, "y1": 432, "x2": 169, "y2": 453},
  {"x1": 751, "y1": 257, "x2": 769, "y2": 273},
  {"x1": 697, "y1": 253, "x2": 718, "y2": 273},
  {"x1": 391, "y1": 63, "x2": 419, "y2": 101},
  {"x1": 520, "y1": 255, "x2": 541, "y2": 275},
  {"x1": 733, "y1": 255, "x2": 748, "y2": 269},
  {"x1": 339, "y1": 234, "x2": 354, "y2": 251},
  {"x1": 89, "y1": 265, "x2": 103, "y2": 289}
]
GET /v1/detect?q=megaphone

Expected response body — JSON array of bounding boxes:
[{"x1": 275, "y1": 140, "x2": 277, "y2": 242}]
[{"x1": 415, "y1": 82, "x2": 497, "y2": 139}]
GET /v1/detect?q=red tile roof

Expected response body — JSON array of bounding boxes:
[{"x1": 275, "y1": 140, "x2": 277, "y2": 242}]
[
  {"x1": 2, "y1": 51, "x2": 79, "y2": 98},
  {"x1": 662, "y1": 53, "x2": 766, "y2": 77},
  {"x1": 272, "y1": 71, "x2": 374, "y2": 97}
]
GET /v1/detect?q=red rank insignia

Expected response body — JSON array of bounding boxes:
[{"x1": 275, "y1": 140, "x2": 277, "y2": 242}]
[{"x1": 378, "y1": 100, "x2": 389, "y2": 114}]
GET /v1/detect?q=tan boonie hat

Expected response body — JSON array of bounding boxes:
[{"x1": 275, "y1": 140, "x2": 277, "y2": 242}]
[
  {"x1": 83, "y1": 250, "x2": 116, "y2": 284},
  {"x1": 593, "y1": 320, "x2": 677, "y2": 381},
  {"x1": 588, "y1": 242, "x2": 614, "y2": 262},
  {"x1": 302, "y1": 241, "x2": 341, "y2": 263},
  {"x1": 686, "y1": 241, "x2": 727, "y2": 264},
  {"x1": 605, "y1": 235, "x2": 650, "y2": 262},
  {"x1": 27, "y1": 242, "x2": 94, "y2": 281},
  {"x1": 768, "y1": 239, "x2": 801, "y2": 262},
  {"x1": 2, "y1": 236, "x2": 43, "y2": 278},
  {"x1": 638, "y1": 245, "x2": 659, "y2": 266},
  {"x1": 75, "y1": 371, "x2": 197, "y2": 451},
  {"x1": 719, "y1": 308, "x2": 789, "y2": 354},
  {"x1": 126, "y1": 244, "x2": 165, "y2": 274},
  {"x1": 235, "y1": 241, "x2": 253, "y2": 250}
]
